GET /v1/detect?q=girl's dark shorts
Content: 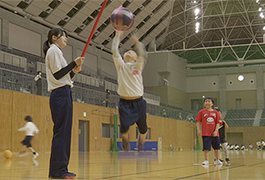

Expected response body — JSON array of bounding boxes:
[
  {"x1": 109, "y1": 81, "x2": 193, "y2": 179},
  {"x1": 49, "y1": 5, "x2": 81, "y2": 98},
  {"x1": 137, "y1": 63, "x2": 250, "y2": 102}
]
[{"x1": 21, "y1": 136, "x2": 33, "y2": 148}]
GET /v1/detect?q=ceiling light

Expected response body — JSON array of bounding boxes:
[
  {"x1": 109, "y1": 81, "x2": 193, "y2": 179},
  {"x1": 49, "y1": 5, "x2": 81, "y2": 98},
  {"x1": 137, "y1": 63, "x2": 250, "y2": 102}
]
[
  {"x1": 195, "y1": 22, "x2": 200, "y2": 33},
  {"x1": 260, "y1": 12, "x2": 264, "y2": 18},
  {"x1": 194, "y1": 8, "x2": 200, "y2": 16},
  {"x1": 238, "y1": 75, "x2": 244, "y2": 82}
]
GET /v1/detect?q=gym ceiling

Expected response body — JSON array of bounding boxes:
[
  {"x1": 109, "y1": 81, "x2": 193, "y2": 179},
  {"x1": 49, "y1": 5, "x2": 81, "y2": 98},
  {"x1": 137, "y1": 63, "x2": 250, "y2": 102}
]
[{"x1": 0, "y1": 0, "x2": 265, "y2": 67}]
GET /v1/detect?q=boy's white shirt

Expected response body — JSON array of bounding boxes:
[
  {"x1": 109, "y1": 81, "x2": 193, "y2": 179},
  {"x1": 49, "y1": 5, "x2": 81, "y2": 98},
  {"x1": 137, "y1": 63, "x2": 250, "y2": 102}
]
[
  {"x1": 112, "y1": 35, "x2": 146, "y2": 97},
  {"x1": 18, "y1": 122, "x2": 39, "y2": 136}
]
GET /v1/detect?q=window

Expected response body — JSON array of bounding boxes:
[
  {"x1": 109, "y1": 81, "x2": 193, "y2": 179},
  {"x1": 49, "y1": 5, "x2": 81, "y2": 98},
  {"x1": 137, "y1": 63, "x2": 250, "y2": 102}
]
[
  {"x1": 102, "y1": 123, "x2": 120, "y2": 138},
  {"x1": 191, "y1": 99, "x2": 203, "y2": 110},
  {"x1": 102, "y1": 123, "x2": 110, "y2": 138}
]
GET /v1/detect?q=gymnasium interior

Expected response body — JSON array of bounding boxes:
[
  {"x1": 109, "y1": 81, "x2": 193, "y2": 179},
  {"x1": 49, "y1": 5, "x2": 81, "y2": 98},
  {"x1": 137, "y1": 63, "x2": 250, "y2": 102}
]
[{"x1": 1, "y1": 0, "x2": 265, "y2": 179}]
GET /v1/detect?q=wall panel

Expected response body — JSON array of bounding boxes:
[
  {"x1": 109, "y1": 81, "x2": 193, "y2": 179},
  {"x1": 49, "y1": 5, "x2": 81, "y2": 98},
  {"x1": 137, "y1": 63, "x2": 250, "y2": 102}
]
[
  {"x1": 9, "y1": 23, "x2": 41, "y2": 56},
  {"x1": 1, "y1": 89, "x2": 197, "y2": 153}
]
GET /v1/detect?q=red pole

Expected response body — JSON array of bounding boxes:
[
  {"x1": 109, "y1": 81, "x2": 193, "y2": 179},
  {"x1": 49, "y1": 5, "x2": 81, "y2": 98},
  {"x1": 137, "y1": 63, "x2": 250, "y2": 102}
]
[{"x1": 81, "y1": 0, "x2": 108, "y2": 57}]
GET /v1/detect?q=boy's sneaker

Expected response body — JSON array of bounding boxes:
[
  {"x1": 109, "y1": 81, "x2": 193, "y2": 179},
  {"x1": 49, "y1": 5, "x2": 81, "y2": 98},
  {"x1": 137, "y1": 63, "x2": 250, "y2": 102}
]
[
  {"x1": 214, "y1": 159, "x2": 223, "y2": 165},
  {"x1": 32, "y1": 152, "x2": 39, "y2": 160},
  {"x1": 202, "y1": 160, "x2": 209, "y2": 165},
  {"x1": 225, "y1": 158, "x2": 231, "y2": 165},
  {"x1": 215, "y1": 159, "x2": 223, "y2": 165}
]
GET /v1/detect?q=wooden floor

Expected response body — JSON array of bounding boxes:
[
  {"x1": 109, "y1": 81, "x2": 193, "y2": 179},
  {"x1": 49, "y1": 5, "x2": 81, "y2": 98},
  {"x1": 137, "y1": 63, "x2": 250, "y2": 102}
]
[{"x1": 1, "y1": 150, "x2": 265, "y2": 180}]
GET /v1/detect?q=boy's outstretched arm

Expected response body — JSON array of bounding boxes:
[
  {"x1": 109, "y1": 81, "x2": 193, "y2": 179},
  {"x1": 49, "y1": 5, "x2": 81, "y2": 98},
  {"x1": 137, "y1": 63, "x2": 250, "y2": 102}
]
[
  {"x1": 130, "y1": 33, "x2": 148, "y2": 63},
  {"x1": 112, "y1": 30, "x2": 123, "y2": 58}
]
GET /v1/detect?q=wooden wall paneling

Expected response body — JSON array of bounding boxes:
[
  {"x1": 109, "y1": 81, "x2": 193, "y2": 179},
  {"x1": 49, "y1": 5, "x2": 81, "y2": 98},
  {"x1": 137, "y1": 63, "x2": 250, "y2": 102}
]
[
  {"x1": 227, "y1": 126, "x2": 265, "y2": 147},
  {"x1": 0, "y1": 90, "x2": 13, "y2": 151},
  {"x1": 0, "y1": 88, "x2": 198, "y2": 153},
  {"x1": 34, "y1": 95, "x2": 53, "y2": 152}
]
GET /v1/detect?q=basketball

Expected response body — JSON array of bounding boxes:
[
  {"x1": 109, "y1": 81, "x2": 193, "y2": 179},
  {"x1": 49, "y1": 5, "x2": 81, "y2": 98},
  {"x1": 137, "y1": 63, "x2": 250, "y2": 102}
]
[
  {"x1": 110, "y1": 6, "x2": 134, "y2": 31},
  {"x1": 3, "y1": 150, "x2": 12, "y2": 159}
]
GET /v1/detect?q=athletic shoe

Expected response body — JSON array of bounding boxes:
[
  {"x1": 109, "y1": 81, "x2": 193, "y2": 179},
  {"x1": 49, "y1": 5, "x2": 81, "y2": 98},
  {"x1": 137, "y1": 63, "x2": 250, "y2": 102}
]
[
  {"x1": 225, "y1": 158, "x2": 231, "y2": 165},
  {"x1": 215, "y1": 159, "x2": 223, "y2": 165},
  {"x1": 32, "y1": 152, "x2": 39, "y2": 160},
  {"x1": 214, "y1": 159, "x2": 223, "y2": 165},
  {"x1": 50, "y1": 172, "x2": 76, "y2": 179},
  {"x1": 67, "y1": 172, "x2": 76, "y2": 177},
  {"x1": 122, "y1": 137, "x2": 130, "y2": 151},
  {"x1": 202, "y1": 160, "x2": 209, "y2": 165}
]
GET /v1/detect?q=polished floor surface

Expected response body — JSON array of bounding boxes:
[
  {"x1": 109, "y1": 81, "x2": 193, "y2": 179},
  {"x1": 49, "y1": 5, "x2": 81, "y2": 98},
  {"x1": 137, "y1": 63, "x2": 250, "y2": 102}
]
[{"x1": 1, "y1": 150, "x2": 265, "y2": 180}]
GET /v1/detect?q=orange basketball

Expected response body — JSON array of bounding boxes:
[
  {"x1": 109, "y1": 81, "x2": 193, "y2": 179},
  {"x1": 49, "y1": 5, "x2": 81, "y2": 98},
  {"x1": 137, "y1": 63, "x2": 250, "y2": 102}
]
[{"x1": 3, "y1": 150, "x2": 12, "y2": 159}]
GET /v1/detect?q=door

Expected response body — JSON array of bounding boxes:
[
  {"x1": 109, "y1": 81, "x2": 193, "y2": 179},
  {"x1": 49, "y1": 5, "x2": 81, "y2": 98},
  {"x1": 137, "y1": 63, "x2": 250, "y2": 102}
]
[{"x1": 79, "y1": 120, "x2": 89, "y2": 152}]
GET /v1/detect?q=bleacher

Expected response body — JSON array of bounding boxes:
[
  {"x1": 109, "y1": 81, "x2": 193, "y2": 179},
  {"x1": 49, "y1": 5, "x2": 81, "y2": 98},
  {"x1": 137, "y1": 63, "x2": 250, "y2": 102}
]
[
  {"x1": 224, "y1": 109, "x2": 256, "y2": 126},
  {"x1": 259, "y1": 109, "x2": 265, "y2": 126},
  {"x1": 2, "y1": 44, "x2": 265, "y2": 126}
]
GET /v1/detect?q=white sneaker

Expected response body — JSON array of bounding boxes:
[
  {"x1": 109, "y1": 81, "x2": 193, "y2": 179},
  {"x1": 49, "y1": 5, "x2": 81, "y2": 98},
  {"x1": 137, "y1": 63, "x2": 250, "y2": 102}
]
[
  {"x1": 216, "y1": 159, "x2": 223, "y2": 165},
  {"x1": 32, "y1": 152, "x2": 39, "y2": 160},
  {"x1": 225, "y1": 158, "x2": 231, "y2": 166},
  {"x1": 202, "y1": 160, "x2": 209, "y2": 165}
]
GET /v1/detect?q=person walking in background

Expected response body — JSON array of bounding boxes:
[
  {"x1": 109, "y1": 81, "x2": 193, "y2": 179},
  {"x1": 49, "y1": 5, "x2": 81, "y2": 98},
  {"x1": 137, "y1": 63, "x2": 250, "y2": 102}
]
[
  {"x1": 44, "y1": 28, "x2": 84, "y2": 179},
  {"x1": 18, "y1": 115, "x2": 39, "y2": 160},
  {"x1": 196, "y1": 97, "x2": 223, "y2": 166},
  {"x1": 112, "y1": 30, "x2": 148, "y2": 151}
]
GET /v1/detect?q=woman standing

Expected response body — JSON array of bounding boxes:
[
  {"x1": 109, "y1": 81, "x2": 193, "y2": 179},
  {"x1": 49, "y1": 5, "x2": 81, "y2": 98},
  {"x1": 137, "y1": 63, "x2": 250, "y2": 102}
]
[{"x1": 43, "y1": 28, "x2": 84, "y2": 179}]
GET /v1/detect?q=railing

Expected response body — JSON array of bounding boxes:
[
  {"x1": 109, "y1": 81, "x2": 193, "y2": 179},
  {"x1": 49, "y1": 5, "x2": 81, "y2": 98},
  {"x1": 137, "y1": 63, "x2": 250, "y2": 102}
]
[{"x1": 0, "y1": 67, "x2": 195, "y2": 121}]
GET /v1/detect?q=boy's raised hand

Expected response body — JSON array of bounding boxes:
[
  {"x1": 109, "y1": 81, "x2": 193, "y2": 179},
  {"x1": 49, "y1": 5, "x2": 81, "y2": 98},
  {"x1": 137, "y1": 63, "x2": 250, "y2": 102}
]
[
  {"x1": 115, "y1": 30, "x2": 123, "y2": 39},
  {"x1": 130, "y1": 32, "x2": 140, "y2": 44}
]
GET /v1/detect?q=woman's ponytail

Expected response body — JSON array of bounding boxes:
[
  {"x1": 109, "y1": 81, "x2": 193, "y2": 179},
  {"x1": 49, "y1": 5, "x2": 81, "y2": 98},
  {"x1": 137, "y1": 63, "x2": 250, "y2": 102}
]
[{"x1": 43, "y1": 40, "x2": 50, "y2": 56}]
